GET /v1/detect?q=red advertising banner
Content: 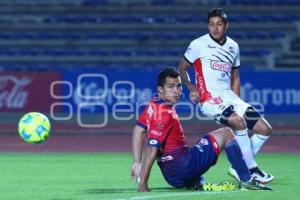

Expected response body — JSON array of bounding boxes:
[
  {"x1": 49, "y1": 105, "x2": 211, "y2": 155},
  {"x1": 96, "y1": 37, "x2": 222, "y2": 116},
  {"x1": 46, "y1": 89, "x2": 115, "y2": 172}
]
[{"x1": 0, "y1": 72, "x2": 61, "y2": 112}]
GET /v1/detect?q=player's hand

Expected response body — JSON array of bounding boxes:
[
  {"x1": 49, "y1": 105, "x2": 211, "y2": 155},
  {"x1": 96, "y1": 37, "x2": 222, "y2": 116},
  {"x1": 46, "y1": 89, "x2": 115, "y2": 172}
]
[
  {"x1": 138, "y1": 183, "x2": 150, "y2": 192},
  {"x1": 189, "y1": 87, "x2": 200, "y2": 103},
  {"x1": 131, "y1": 162, "x2": 142, "y2": 183}
]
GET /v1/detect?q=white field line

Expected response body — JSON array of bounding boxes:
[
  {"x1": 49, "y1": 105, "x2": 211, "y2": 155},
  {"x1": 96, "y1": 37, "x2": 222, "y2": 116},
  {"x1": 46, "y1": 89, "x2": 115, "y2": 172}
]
[{"x1": 112, "y1": 190, "x2": 240, "y2": 200}]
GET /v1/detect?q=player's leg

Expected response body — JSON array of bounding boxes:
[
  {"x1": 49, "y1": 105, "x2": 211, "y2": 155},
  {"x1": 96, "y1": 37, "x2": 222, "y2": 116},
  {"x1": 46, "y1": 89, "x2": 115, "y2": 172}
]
[
  {"x1": 201, "y1": 99, "x2": 271, "y2": 183},
  {"x1": 220, "y1": 106, "x2": 257, "y2": 170},
  {"x1": 221, "y1": 101, "x2": 271, "y2": 183},
  {"x1": 209, "y1": 127, "x2": 251, "y2": 182},
  {"x1": 209, "y1": 127, "x2": 272, "y2": 191},
  {"x1": 244, "y1": 106, "x2": 272, "y2": 155},
  {"x1": 250, "y1": 119, "x2": 272, "y2": 154},
  {"x1": 222, "y1": 93, "x2": 271, "y2": 156},
  {"x1": 229, "y1": 104, "x2": 273, "y2": 183},
  {"x1": 243, "y1": 106, "x2": 274, "y2": 182}
]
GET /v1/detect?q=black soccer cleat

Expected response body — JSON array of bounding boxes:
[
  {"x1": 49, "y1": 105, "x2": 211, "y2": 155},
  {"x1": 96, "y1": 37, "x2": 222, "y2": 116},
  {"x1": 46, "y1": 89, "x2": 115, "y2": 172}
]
[
  {"x1": 239, "y1": 179, "x2": 272, "y2": 191},
  {"x1": 250, "y1": 167, "x2": 274, "y2": 184}
]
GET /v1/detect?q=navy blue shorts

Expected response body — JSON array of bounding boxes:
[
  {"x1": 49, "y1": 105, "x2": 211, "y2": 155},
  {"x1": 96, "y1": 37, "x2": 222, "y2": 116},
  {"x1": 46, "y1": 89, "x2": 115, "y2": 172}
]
[{"x1": 158, "y1": 134, "x2": 220, "y2": 188}]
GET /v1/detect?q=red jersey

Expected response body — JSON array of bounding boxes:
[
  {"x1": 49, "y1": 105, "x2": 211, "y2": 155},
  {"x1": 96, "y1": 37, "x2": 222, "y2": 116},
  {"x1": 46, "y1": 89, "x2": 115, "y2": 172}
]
[{"x1": 137, "y1": 99, "x2": 187, "y2": 154}]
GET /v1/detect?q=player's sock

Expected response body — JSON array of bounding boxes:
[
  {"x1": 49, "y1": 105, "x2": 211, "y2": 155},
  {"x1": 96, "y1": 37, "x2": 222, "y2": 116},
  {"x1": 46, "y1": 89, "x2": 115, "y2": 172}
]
[
  {"x1": 234, "y1": 129, "x2": 257, "y2": 169},
  {"x1": 250, "y1": 134, "x2": 270, "y2": 155},
  {"x1": 225, "y1": 140, "x2": 251, "y2": 182}
]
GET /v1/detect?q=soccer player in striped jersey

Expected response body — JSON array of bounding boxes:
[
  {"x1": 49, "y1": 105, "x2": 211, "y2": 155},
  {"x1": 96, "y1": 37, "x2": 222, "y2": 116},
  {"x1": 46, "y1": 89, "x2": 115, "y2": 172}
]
[
  {"x1": 131, "y1": 67, "x2": 271, "y2": 192},
  {"x1": 178, "y1": 8, "x2": 273, "y2": 183}
]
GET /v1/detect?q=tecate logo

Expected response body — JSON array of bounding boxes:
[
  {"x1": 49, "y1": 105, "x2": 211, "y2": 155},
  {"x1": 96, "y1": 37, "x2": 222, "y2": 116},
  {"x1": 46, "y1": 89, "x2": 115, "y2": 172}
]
[{"x1": 211, "y1": 61, "x2": 232, "y2": 72}]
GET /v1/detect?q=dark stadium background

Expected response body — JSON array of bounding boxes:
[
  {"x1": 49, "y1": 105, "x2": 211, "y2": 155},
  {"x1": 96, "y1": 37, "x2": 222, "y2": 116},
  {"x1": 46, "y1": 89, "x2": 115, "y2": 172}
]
[{"x1": 0, "y1": 0, "x2": 300, "y2": 152}]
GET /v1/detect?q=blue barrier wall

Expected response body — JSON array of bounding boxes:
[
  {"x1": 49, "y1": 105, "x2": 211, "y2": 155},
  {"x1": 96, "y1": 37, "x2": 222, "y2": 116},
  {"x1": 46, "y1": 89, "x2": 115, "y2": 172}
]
[
  {"x1": 61, "y1": 67, "x2": 300, "y2": 114},
  {"x1": 240, "y1": 68, "x2": 300, "y2": 113}
]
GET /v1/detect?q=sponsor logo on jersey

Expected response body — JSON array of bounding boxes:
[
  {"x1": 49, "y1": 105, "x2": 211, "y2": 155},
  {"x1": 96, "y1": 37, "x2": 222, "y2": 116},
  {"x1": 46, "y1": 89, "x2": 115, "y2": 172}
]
[
  {"x1": 200, "y1": 138, "x2": 209, "y2": 145},
  {"x1": 206, "y1": 96, "x2": 223, "y2": 104},
  {"x1": 147, "y1": 105, "x2": 154, "y2": 117},
  {"x1": 156, "y1": 122, "x2": 165, "y2": 130},
  {"x1": 218, "y1": 103, "x2": 227, "y2": 111},
  {"x1": 213, "y1": 142, "x2": 218, "y2": 149},
  {"x1": 217, "y1": 77, "x2": 230, "y2": 84},
  {"x1": 159, "y1": 155, "x2": 174, "y2": 162},
  {"x1": 196, "y1": 72, "x2": 206, "y2": 91},
  {"x1": 186, "y1": 46, "x2": 192, "y2": 54},
  {"x1": 149, "y1": 139, "x2": 159, "y2": 145},
  {"x1": 208, "y1": 44, "x2": 217, "y2": 48},
  {"x1": 211, "y1": 61, "x2": 232, "y2": 72},
  {"x1": 195, "y1": 144, "x2": 204, "y2": 152},
  {"x1": 150, "y1": 129, "x2": 163, "y2": 136},
  {"x1": 229, "y1": 46, "x2": 235, "y2": 53},
  {"x1": 148, "y1": 139, "x2": 160, "y2": 147}
]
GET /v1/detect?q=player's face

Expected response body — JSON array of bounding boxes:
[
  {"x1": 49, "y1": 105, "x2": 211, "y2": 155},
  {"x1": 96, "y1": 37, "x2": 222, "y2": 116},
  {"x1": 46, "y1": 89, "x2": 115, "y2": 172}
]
[
  {"x1": 208, "y1": 16, "x2": 228, "y2": 42},
  {"x1": 159, "y1": 76, "x2": 182, "y2": 103}
]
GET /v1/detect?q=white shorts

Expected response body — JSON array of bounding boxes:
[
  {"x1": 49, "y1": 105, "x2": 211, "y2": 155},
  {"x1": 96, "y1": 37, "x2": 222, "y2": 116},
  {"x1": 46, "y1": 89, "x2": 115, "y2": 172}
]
[{"x1": 200, "y1": 90, "x2": 250, "y2": 123}]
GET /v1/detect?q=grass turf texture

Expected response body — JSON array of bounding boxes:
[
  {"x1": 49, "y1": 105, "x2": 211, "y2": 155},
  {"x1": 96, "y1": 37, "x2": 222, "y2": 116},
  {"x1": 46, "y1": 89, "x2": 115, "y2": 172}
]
[{"x1": 0, "y1": 153, "x2": 298, "y2": 200}]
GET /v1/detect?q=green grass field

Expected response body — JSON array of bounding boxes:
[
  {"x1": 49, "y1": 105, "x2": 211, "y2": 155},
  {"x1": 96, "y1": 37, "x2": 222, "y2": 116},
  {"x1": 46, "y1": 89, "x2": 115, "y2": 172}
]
[{"x1": 0, "y1": 153, "x2": 298, "y2": 200}]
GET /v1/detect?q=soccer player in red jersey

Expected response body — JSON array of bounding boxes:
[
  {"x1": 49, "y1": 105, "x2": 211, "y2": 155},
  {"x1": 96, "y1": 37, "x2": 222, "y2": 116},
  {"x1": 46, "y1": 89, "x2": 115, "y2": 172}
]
[{"x1": 131, "y1": 67, "x2": 271, "y2": 192}]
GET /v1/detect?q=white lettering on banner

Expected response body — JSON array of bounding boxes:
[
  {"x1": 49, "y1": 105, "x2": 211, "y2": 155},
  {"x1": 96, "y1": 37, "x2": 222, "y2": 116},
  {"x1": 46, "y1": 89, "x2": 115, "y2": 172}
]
[
  {"x1": 241, "y1": 82, "x2": 300, "y2": 106},
  {"x1": 73, "y1": 83, "x2": 105, "y2": 112},
  {"x1": 0, "y1": 75, "x2": 32, "y2": 109}
]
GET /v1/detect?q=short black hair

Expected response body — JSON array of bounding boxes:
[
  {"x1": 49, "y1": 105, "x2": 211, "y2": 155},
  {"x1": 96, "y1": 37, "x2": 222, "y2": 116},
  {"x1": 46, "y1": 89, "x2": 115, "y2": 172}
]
[
  {"x1": 207, "y1": 8, "x2": 228, "y2": 23},
  {"x1": 157, "y1": 67, "x2": 179, "y2": 87}
]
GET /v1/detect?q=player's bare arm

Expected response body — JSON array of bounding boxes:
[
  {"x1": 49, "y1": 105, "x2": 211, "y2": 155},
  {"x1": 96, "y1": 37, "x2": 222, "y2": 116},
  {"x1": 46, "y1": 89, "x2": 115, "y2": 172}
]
[
  {"x1": 178, "y1": 58, "x2": 200, "y2": 103},
  {"x1": 138, "y1": 146, "x2": 158, "y2": 192},
  {"x1": 131, "y1": 125, "x2": 146, "y2": 182},
  {"x1": 231, "y1": 67, "x2": 241, "y2": 97}
]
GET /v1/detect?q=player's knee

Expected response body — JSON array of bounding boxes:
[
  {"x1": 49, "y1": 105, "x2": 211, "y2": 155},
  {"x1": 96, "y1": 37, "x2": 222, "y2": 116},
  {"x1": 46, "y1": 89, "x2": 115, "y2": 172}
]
[
  {"x1": 268, "y1": 125, "x2": 273, "y2": 135},
  {"x1": 223, "y1": 127, "x2": 235, "y2": 140},
  {"x1": 219, "y1": 105, "x2": 234, "y2": 125},
  {"x1": 244, "y1": 106, "x2": 261, "y2": 130},
  {"x1": 253, "y1": 118, "x2": 273, "y2": 136},
  {"x1": 228, "y1": 116, "x2": 247, "y2": 130},
  {"x1": 263, "y1": 124, "x2": 272, "y2": 136}
]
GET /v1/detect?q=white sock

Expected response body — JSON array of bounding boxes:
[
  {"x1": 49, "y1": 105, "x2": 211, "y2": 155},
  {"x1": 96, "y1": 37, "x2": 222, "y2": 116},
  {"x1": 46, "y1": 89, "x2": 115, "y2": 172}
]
[
  {"x1": 234, "y1": 129, "x2": 257, "y2": 169},
  {"x1": 251, "y1": 134, "x2": 270, "y2": 155}
]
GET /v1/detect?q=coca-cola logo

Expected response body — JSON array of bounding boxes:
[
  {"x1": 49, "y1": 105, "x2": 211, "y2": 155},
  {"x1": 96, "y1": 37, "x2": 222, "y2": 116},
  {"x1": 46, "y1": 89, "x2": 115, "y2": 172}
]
[
  {"x1": 0, "y1": 75, "x2": 32, "y2": 109},
  {"x1": 211, "y1": 61, "x2": 232, "y2": 72}
]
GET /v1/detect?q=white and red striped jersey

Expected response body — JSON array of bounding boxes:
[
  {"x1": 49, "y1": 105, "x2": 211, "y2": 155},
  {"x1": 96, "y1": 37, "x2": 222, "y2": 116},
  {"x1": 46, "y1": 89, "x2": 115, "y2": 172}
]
[{"x1": 184, "y1": 33, "x2": 240, "y2": 103}]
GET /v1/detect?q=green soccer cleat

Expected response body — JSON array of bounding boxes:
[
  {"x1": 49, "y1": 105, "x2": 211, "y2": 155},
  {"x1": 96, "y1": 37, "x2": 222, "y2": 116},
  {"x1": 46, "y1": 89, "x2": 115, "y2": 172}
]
[{"x1": 203, "y1": 181, "x2": 236, "y2": 192}]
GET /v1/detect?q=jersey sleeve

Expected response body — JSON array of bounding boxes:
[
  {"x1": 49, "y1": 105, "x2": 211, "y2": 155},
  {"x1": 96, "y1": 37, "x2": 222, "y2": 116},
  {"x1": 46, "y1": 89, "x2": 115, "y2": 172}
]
[
  {"x1": 233, "y1": 44, "x2": 240, "y2": 68},
  {"x1": 136, "y1": 105, "x2": 149, "y2": 130},
  {"x1": 184, "y1": 40, "x2": 199, "y2": 64}
]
